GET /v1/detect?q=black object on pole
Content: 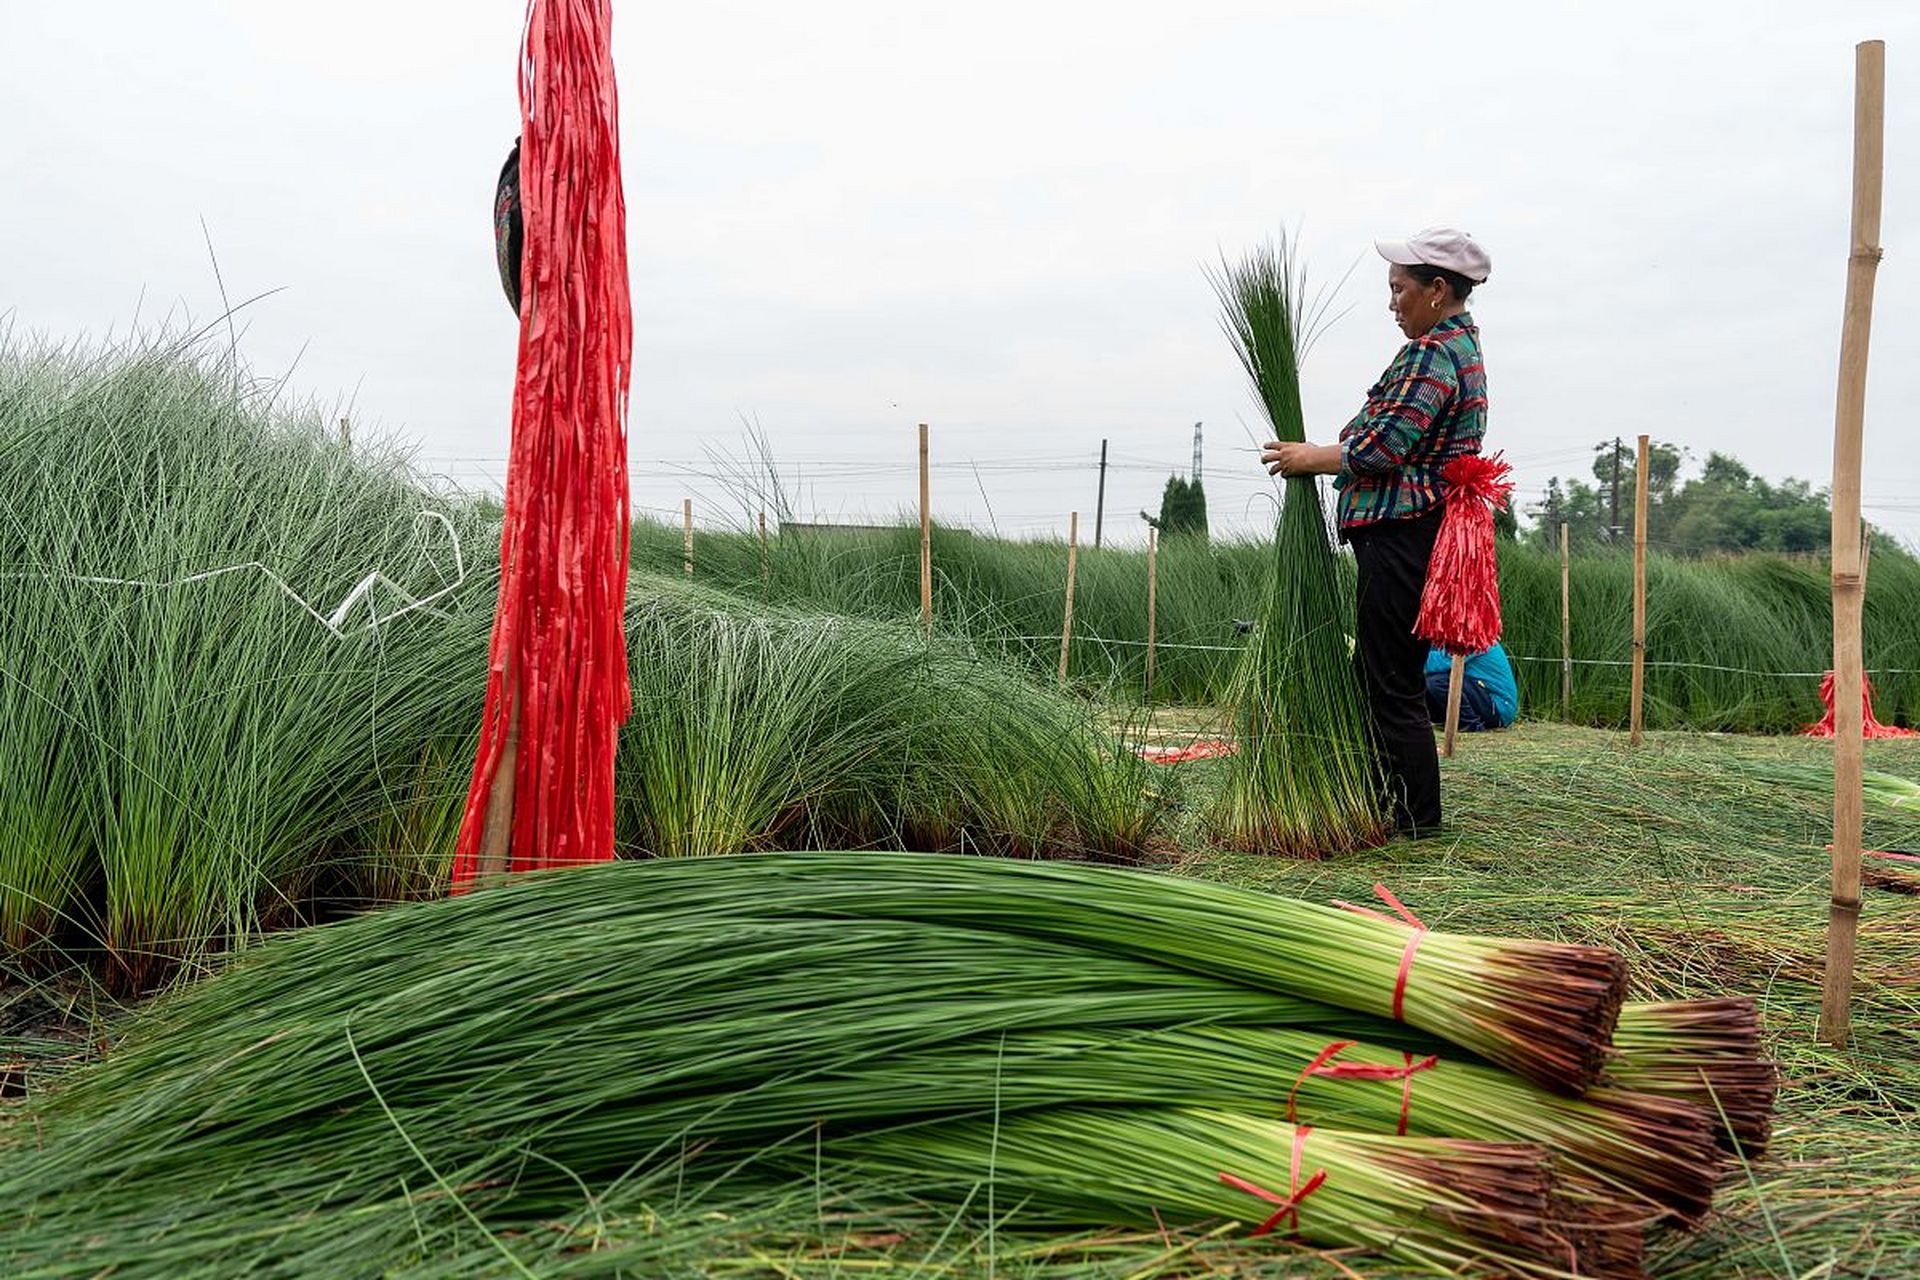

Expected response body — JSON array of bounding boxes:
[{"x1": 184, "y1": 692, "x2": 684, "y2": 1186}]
[{"x1": 1094, "y1": 439, "x2": 1109, "y2": 548}]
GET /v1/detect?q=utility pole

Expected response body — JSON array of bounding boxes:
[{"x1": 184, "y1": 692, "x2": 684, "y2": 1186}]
[
  {"x1": 1093, "y1": 439, "x2": 1109, "y2": 549},
  {"x1": 1609, "y1": 436, "x2": 1622, "y2": 543}
]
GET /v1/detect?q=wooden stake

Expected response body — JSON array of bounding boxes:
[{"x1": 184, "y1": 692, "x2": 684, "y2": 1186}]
[
  {"x1": 1058, "y1": 512, "x2": 1079, "y2": 684},
  {"x1": 1145, "y1": 527, "x2": 1159, "y2": 697},
  {"x1": 1823, "y1": 38, "x2": 1885, "y2": 1049},
  {"x1": 1441, "y1": 653, "x2": 1466, "y2": 757},
  {"x1": 758, "y1": 509, "x2": 770, "y2": 585},
  {"x1": 475, "y1": 696, "x2": 520, "y2": 876},
  {"x1": 1560, "y1": 521, "x2": 1572, "y2": 720},
  {"x1": 682, "y1": 498, "x2": 694, "y2": 576},
  {"x1": 1629, "y1": 434, "x2": 1650, "y2": 747},
  {"x1": 918, "y1": 423, "x2": 932, "y2": 634}
]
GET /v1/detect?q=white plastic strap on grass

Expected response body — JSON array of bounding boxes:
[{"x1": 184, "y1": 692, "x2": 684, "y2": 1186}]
[{"x1": 7, "y1": 510, "x2": 466, "y2": 640}]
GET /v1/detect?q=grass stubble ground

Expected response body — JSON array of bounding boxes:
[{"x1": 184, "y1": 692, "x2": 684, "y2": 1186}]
[{"x1": 2, "y1": 722, "x2": 1915, "y2": 1278}]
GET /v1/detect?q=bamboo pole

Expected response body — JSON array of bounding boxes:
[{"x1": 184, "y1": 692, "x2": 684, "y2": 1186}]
[
  {"x1": 682, "y1": 499, "x2": 694, "y2": 576},
  {"x1": 1441, "y1": 653, "x2": 1466, "y2": 758},
  {"x1": 475, "y1": 698, "x2": 520, "y2": 876},
  {"x1": 1145, "y1": 527, "x2": 1159, "y2": 697},
  {"x1": 918, "y1": 423, "x2": 932, "y2": 634},
  {"x1": 1560, "y1": 521, "x2": 1572, "y2": 720},
  {"x1": 1628, "y1": 434, "x2": 1650, "y2": 747},
  {"x1": 1058, "y1": 512, "x2": 1079, "y2": 684},
  {"x1": 758, "y1": 509, "x2": 769, "y2": 585},
  {"x1": 1823, "y1": 38, "x2": 1885, "y2": 1049}
]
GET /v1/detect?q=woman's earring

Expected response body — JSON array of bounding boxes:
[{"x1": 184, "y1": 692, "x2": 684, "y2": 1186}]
[{"x1": 1430, "y1": 298, "x2": 1439, "y2": 310}]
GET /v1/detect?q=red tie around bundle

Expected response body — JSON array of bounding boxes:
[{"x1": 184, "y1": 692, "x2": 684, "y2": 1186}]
[
  {"x1": 1218, "y1": 1125, "x2": 1328, "y2": 1238},
  {"x1": 1415, "y1": 452, "x2": 1514, "y2": 656},
  {"x1": 1331, "y1": 883, "x2": 1429, "y2": 1021},
  {"x1": 1286, "y1": 1040, "x2": 1440, "y2": 1135},
  {"x1": 452, "y1": 0, "x2": 634, "y2": 887}
]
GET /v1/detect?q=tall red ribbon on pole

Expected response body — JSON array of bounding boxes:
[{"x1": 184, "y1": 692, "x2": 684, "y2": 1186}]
[{"x1": 453, "y1": 0, "x2": 632, "y2": 887}]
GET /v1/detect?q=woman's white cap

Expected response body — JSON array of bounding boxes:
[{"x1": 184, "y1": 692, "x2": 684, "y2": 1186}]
[{"x1": 1375, "y1": 228, "x2": 1491, "y2": 283}]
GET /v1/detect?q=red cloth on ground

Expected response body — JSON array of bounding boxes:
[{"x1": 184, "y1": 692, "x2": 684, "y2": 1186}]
[{"x1": 1802, "y1": 671, "x2": 1919, "y2": 739}]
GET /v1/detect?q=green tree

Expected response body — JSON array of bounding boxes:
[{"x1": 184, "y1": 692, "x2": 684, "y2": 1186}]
[
  {"x1": 1525, "y1": 439, "x2": 1684, "y2": 552},
  {"x1": 1143, "y1": 474, "x2": 1208, "y2": 539}
]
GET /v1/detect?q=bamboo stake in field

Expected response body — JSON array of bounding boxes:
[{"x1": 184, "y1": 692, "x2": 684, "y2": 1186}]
[
  {"x1": 1441, "y1": 653, "x2": 1467, "y2": 757},
  {"x1": 682, "y1": 498, "x2": 694, "y2": 576},
  {"x1": 1145, "y1": 527, "x2": 1159, "y2": 697},
  {"x1": 1823, "y1": 38, "x2": 1885, "y2": 1048},
  {"x1": 919, "y1": 423, "x2": 932, "y2": 635},
  {"x1": 1560, "y1": 521, "x2": 1572, "y2": 720},
  {"x1": 475, "y1": 700, "x2": 520, "y2": 876},
  {"x1": 758, "y1": 509, "x2": 769, "y2": 585},
  {"x1": 1058, "y1": 511, "x2": 1079, "y2": 684},
  {"x1": 1629, "y1": 435, "x2": 1650, "y2": 747}
]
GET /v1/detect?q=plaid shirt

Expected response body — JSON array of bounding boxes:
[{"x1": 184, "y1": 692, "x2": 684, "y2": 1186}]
[{"x1": 1333, "y1": 314, "x2": 1487, "y2": 532}]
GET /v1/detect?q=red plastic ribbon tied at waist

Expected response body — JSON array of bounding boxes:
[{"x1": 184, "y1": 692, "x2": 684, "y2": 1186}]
[
  {"x1": 1286, "y1": 1040, "x2": 1439, "y2": 1136},
  {"x1": 1330, "y1": 883, "x2": 1428, "y2": 1022},
  {"x1": 1218, "y1": 1125, "x2": 1328, "y2": 1238}
]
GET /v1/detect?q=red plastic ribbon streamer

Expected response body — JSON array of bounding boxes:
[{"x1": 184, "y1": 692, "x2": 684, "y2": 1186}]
[
  {"x1": 1801, "y1": 670, "x2": 1919, "y2": 739},
  {"x1": 1415, "y1": 452, "x2": 1514, "y2": 657},
  {"x1": 1218, "y1": 1125, "x2": 1327, "y2": 1238},
  {"x1": 1331, "y1": 883, "x2": 1428, "y2": 1021},
  {"x1": 452, "y1": 0, "x2": 633, "y2": 887},
  {"x1": 1286, "y1": 1040, "x2": 1439, "y2": 1135}
]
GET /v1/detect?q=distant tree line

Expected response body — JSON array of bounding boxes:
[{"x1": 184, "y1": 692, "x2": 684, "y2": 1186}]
[{"x1": 1523, "y1": 440, "x2": 1888, "y2": 556}]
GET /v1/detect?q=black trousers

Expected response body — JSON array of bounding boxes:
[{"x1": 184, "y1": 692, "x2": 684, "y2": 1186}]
[{"x1": 1347, "y1": 509, "x2": 1443, "y2": 833}]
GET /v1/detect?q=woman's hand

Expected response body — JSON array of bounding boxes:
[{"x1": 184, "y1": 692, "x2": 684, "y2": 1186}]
[{"x1": 1261, "y1": 441, "x2": 1342, "y2": 477}]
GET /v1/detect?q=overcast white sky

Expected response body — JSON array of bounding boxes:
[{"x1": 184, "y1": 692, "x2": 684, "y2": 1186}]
[{"x1": 7, "y1": 1, "x2": 1918, "y2": 547}]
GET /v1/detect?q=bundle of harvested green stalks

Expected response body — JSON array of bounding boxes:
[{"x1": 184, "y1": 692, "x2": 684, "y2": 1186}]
[
  {"x1": 841, "y1": 1022, "x2": 1722, "y2": 1227},
  {"x1": 1610, "y1": 998, "x2": 1778, "y2": 1157},
  {"x1": 1206, "y1": 237, "x2": 1387, "y2": 857},
  {"x1": 659, "y1": 853, "x2": 1628, "y2": 1094},
  {"x1": 0, "y1": 855, "x2": 1768, "y2": 1278},
  {"x1": 845, "y1": 1109, "x2": 1640, "y2": 1277}
]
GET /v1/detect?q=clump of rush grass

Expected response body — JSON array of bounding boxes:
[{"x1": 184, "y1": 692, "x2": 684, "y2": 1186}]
[
  {"x1": 0, "y1": 334, "x2": 493, "y2": 989},
  {"x1": 1204, "y1": 239, "x2": 1386, "y2": 855},
  {"x1": 615, "y1": 577, "x2": 1167, "y2": 862}
]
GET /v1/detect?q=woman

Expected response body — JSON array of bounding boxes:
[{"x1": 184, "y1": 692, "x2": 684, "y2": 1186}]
[{"x1": 1260, "y1": 227, "x2": 1490, "y2": 836}]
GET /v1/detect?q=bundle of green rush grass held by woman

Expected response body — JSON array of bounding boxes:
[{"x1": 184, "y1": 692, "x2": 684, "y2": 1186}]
[
  {"x1": 1262, "y1": 227, "x2": 1492, "y2": 837},
  {"x1": 1206, "y1": 236, "x2": 1388, "y2": 856}
]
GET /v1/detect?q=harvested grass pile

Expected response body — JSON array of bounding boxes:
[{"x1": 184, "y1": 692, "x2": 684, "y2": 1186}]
[{"x1": 0, "y1": 855, "x2": 1773, "y2": 1278}]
